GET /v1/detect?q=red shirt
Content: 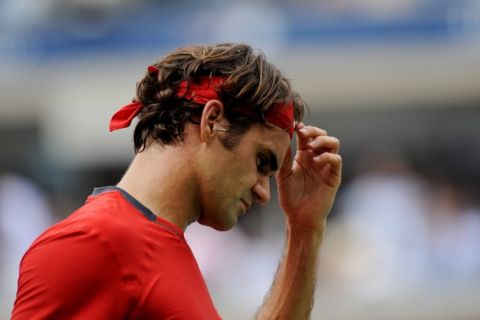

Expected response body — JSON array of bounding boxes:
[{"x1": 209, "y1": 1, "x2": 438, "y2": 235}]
[{"x1": 12, "y1": 186, "x2": 221, "y2": 320}]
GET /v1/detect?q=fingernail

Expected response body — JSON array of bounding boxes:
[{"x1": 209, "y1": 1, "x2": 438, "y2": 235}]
[{"x1": 299, "y1": 128, "x2": 307, "y2": 134}]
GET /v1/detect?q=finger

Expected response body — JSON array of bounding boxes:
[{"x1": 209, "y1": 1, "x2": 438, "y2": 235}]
[
  {"x1": 313, "y1": 153, "x2": 343, "y2": 176},
  {"x1": 297, "y1": 125, "x2": 328, "y2": 139},
  {"x1": 296, "y1": 125, "x2": 328, "y2": 150},
  {"x1": 296, "y1": 122, "x2": 305, "y2": 130},
  {"x1": 307, "y1": 136, "x2": 340, "y2": 154},
  {"x1": 313, "y1": 152, "x2": 342, "y2": 166}
]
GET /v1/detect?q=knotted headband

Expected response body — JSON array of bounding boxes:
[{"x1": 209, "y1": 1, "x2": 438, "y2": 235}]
[{"x1": 109, "y1": 66, "x2": 294, "y2": 137}]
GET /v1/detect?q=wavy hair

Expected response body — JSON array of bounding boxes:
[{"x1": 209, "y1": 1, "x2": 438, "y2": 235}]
[{"x1": 133, "y1": 43, "x2": 305, "y2": 153}]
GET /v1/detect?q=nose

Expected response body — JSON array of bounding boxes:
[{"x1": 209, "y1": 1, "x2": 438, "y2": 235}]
[{"x1": 252, "y1": 175, "x2": 271, "y2": 205}]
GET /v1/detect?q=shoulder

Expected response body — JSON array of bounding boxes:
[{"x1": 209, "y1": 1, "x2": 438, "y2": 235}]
[
  {"x1": 31, "y1": 190, "x2": 148, "y2": 262},
  {"x1": 13, "y1": 191, "x2": 147, "y2": 318}
]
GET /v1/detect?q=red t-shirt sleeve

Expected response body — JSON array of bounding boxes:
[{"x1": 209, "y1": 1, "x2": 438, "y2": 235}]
[{"x1": 12, "y1": 225, "x2": 136, "y2": 320}]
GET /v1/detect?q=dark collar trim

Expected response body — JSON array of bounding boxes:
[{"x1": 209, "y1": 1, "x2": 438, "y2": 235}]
[
  {"x1": 91, "y1": 186, "x2": 184, "y2": 240},
  {"x1": 92, "y1": 186, "x2": 157, "y2": 222}
]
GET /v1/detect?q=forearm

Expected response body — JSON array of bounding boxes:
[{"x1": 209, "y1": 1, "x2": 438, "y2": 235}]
[{"x1": 256, "y1": 222, "x2": 325, "y2": 320}]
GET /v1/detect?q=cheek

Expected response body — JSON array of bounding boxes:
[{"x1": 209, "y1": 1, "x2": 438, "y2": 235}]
[
  {"x1": 208, "y1": 150, "x2": 257, "y2": 197},
  {"x1": 233, "y1": 162, "x2": 257, "y2": 188}
]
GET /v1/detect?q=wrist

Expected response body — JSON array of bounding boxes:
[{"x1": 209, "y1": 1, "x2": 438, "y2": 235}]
[
  {"x1": 286, "y1": 217, "x2": 327, "y2": 237},
  {"x1": 286, "y1": 219, "x2": 326, "y2": 244}
]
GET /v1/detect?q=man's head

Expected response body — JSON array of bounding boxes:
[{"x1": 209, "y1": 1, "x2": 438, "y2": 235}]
[
  {"x1": 110, "y1": 43, "x2": 307, "y2": 230},
  {"x1": 121, "y1": 43, "x2": 305, "y2": 152}
]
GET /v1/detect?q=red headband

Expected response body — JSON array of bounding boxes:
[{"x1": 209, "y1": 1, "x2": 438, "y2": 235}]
[{"x1": 109, "y1": 66, "x2": 295, "y2": 137}]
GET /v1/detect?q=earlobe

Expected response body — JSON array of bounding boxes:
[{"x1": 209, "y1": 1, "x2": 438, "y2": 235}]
[{"x1": 200, "y1": 99, "x2": 224, "y2": 142}]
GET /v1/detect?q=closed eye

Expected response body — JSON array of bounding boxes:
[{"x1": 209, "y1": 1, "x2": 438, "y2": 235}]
[
  {"x1": 257, "y1": 154, "x2": 269, "y2": 175},
  {"x1": 256, "y1": 150, "x2": 278, "y2": 176}
]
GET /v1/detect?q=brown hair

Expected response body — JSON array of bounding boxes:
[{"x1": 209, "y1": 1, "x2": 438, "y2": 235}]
[{"x1": 133, "y1": 43, "x2": 305, "y2": 153}]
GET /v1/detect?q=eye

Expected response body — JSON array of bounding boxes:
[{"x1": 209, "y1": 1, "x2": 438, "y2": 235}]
[{"x1": 256, "y1": 153, "x2": 269, "y2": 175}]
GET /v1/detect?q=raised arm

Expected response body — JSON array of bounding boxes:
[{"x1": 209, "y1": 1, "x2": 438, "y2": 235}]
[{"x1": 256, "y1": 124, "x2": 342, "y2": 320}]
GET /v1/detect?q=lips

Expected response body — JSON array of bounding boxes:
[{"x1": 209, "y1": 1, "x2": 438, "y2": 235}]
[{"x1": 240, "y1": 199, "x2": 252, "y2": 211}]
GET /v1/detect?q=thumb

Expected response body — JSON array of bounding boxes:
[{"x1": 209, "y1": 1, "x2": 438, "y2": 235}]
[{"x1": 277, "y1": 144, "x2": 293, "y2": 182}]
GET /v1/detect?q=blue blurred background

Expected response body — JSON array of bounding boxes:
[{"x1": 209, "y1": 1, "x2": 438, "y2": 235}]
[{"x1": 1, "y1": 0, "x2": 480, "y2": 319}]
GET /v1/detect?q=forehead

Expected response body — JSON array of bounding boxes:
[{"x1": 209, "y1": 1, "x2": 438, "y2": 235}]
[{"x1": 245, "y1": 124, "x2": 290, "y2": 163}]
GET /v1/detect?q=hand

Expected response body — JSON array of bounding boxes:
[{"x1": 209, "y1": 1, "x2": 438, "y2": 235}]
[{"x1": 276, "y1": 123, "x2": 342, "y2": 232}]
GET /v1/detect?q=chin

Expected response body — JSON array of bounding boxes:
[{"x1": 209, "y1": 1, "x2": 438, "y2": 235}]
[{"x1": 197, "y1": 211, "x2": 237, "y2": 231}]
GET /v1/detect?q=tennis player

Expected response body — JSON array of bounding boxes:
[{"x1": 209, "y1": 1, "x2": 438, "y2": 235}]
[{"x1": 12, "y1": 43, "x2": 341, "y2": 319}]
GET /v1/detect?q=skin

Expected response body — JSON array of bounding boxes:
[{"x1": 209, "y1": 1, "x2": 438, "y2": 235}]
[
  {"x1": 118, "y1": 99, "x2": 342, "y2": 319},
  {"x1": 117, "y1": 100, "x2": 289, "y2": 231},
  {"x1": 194, "y1": 105, "x2": 290, "y2": 231},
  {"x1": 257, "y1": 123, "x2": 342, "y2": 319}
]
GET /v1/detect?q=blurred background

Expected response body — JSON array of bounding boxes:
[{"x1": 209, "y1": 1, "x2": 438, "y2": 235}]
[{"x1": 1, "y1": 0, "x2": 480, "y2": 319}]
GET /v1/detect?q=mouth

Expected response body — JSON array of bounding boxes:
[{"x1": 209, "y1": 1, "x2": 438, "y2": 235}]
[{"x1": 240, "y1": 199, "x2": 252, "y2": 213}]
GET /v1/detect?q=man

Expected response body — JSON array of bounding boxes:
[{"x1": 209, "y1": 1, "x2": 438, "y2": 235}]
[{"x1": 12, "y1": 43, "x2": 341, "y2": 319}]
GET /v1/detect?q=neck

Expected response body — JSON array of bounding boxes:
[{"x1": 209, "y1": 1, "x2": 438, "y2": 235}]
[{"x1": 117, "y1": 142, "x2": 199, "y2": 231}]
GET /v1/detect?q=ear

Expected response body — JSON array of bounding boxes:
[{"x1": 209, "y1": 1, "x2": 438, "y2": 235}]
[{"x1": 199, "y1": 99, "x2": 224, "y2": 142}]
